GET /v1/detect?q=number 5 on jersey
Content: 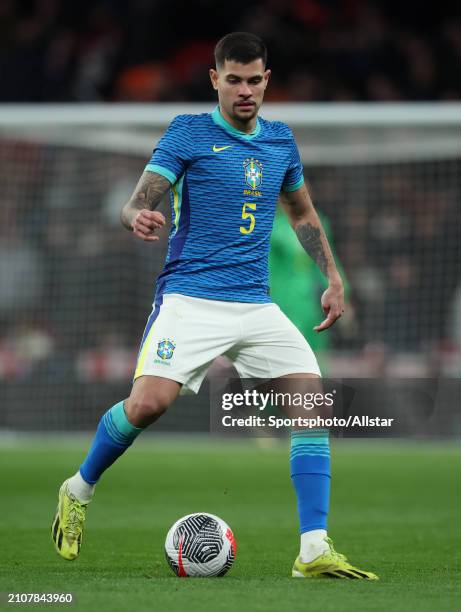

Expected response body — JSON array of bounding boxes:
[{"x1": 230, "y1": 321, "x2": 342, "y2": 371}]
[{"x1": 240, "y1": 202, "x2": 257, "y2": 235}]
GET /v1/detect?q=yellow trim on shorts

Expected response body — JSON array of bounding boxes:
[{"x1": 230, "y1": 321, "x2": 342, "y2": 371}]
[{"x1": 134, "y1": 322, "x2": 156, "y2": 379}]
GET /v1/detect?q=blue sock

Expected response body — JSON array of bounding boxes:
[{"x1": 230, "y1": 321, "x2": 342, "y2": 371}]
[
  {"x1": 290, "y1": 429, "x2": 330, "y2": 533},
  {"x1": 80, "y1": 401, "x2": 143, "y2": 485}
]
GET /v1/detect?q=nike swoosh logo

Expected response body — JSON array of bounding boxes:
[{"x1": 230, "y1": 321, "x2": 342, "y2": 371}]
[{"x1": 212, "y1": 145, "x2": 233, "y2": 152}]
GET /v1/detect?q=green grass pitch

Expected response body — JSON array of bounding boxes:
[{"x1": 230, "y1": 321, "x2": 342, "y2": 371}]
[{"x1": 1, "y1": 437, "x2": 460, "y2": 611}]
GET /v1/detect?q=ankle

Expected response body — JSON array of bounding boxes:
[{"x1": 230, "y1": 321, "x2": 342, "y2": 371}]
[
  {"x1": 67, "y1": 472, "x2": 95, "y2": 504},
  {"x1": 299, "y1": 529, "x2": 328, "y2": 563}
]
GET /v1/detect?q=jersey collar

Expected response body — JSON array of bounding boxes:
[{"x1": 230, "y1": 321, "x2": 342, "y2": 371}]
[{"x1": 211, "y1": 106, "x2": 261, "y2": 139}]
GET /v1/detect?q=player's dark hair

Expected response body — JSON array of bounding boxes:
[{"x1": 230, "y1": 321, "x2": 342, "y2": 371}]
[{"x1": 214, "y1": 32, "x2": 267, "y2": 68}]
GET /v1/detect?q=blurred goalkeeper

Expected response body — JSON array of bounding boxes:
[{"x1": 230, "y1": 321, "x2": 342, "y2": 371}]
[{"x1": 51, "y1": 32, "x2": 377, "y2": 580}]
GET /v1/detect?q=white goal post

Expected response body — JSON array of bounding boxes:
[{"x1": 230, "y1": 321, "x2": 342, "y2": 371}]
[{"x1": 2, "y1": 103, "x2": 461, "y2": 163}]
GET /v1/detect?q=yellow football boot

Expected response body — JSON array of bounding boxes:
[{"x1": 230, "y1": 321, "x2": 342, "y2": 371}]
[
  {"x1": 292, "y1": 537, "x2": 378, "y2": 580},
  {"x1": 51, "y1": 480, "x2": 88, "y2": 560}
]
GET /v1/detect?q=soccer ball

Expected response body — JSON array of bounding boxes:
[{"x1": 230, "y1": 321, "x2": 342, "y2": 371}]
[{"x1": 164, "y1": 512, "x2": 236, "y2": 577}]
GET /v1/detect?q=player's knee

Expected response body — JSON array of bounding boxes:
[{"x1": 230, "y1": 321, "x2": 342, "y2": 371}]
[{"x1": 125, "y1": 392, "x2": 170, "y2": 427}]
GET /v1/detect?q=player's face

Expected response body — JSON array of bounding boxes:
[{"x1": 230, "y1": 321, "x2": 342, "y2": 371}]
[{"x1": 210, "y1": 59, "x2": 271, "y2": 128}]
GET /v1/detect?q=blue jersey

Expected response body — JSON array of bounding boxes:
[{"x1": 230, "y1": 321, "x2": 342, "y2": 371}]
[{"x1": 146, "y1": 106, "x2": 304, "y2": 304}]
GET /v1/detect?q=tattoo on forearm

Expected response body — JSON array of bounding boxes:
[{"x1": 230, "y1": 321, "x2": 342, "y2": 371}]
[
  {"x1": 296, "y1": 223, "x2": 329, "y2": 276},
  {"x1": 130, "y1": 172, "x2": 170, "y2": 211},
  {"x1": 121, "y1": 171, "x2": 170, "y2": 229}
]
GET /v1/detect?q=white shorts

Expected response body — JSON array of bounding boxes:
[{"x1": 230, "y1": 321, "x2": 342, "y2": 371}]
[{"x1": 134, "y1": 293, "x2": 321, "y2": 394}]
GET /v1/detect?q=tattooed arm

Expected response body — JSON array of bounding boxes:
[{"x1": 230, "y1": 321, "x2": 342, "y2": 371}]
[
  {"x1": 280, "y1": 182, "x2": 344, "y2": 331},
  {"x1": 121, "y1": 171, "x2": 170, "y2": 242}
]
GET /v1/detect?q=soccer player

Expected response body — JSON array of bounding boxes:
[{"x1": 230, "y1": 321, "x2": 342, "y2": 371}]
[{"x1": 51, "y1": 32, "x2": 377, "y2": 580}]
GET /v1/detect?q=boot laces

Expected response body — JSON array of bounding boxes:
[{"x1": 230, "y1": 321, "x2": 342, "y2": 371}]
[
  {"x1": 325, "y1": 537, "x2": 347, "y2": 563},
  {"x1": 65, "y1": 499, "x2": 86, "y2": 538}
]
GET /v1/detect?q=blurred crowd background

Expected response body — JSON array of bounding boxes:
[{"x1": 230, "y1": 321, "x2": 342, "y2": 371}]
[
  {"x1": 0, "y1": 143, "x2": 460, "y2": 394},
  {"x1": 1, "y1": 0, "x2": 461, "y2": 431},
  {"x1": 1, "y1": 0, "x2": 461, "y2": 103}
]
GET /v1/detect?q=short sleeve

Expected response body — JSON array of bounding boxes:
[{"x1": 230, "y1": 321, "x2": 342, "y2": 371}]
[
  {"x1": 145, "y1": 115, "x2": 194, "y2": 185},
  {"x1": 281, "y1": 131, "x2": 305, "y2": 192}
]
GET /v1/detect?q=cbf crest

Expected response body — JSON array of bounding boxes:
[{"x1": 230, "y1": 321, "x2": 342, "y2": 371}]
[
  {"x1": 243, "y1": 158, "x2": 263, "y2": 189},
  {"x1": 157, "y1": 338, "x2": 176, "y2": 361}
]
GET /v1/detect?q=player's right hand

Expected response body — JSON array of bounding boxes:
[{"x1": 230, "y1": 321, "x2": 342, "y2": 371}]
[{"x1": 131, "y1": 209, "x2": 166, "y2": 242}]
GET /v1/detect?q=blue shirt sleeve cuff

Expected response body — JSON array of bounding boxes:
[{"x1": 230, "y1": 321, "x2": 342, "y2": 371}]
[
  {"x1": 144, "y1": 163, "x2": 177, "y2": 185},
  {"x1": 281, "y1": 176, "x2": 305, "y2": 192}
]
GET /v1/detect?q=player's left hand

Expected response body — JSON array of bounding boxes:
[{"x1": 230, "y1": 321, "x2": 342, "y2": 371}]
[{"x1": 314, "y1": 284, "x2": 345, "y2": 332}]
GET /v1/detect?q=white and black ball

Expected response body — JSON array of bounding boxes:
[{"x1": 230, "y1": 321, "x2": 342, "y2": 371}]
[{"x1": 165, "y1": 513, "x2": 236, "y2": 577}]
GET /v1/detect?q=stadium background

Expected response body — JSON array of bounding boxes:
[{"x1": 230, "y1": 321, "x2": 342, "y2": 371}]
[
  {"x1": 0, "y1": 3, "x2": 460, "y2": 611},
  {"x1": 1, "y1": 0, "x2": 461, "y2": 432}
]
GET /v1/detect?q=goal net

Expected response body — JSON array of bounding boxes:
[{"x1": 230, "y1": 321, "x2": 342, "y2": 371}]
[{"x1": 0, "y1": 103, "x2": 460, "y2": 432}]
